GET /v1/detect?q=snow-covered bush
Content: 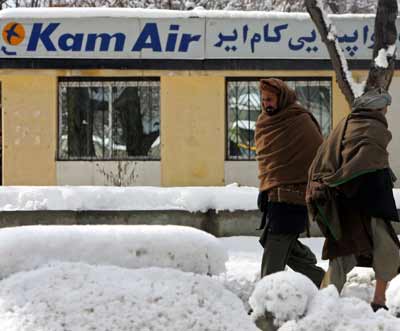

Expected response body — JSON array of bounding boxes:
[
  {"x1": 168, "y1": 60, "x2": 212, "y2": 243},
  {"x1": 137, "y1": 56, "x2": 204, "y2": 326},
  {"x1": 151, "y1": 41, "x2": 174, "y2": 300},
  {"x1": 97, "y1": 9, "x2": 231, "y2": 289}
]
[
  {"x1": 249, "y1": 271, "x2": 318, "y2": 326},
  {"x1": 386, "y1": 274, "x2": 400, "y2": 317},
  {"x1": 0, "y1": 225, "x2": 228, "y2": 278},
  {"x1": 0, "y1": 262, "x2": 259, "y2": 331}
]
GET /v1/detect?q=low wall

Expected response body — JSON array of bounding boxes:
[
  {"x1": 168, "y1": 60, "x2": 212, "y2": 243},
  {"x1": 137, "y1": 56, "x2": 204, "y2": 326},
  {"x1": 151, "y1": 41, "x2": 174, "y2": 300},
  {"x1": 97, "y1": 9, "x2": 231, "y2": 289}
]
[{"x1": 0, "y1": 210, "x2": 399, "y2": 237}]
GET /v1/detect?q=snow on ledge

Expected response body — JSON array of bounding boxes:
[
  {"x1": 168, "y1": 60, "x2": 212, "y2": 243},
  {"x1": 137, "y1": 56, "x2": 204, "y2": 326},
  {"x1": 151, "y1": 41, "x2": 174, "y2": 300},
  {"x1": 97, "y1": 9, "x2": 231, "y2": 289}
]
[
  {"x1": 0, "y1": 185, "x2": 258, "y2": 212},
  {"x1": 0, "y1": 263, "x2": 258, "y2": 331},
  {"x1": 0, "y1": 185, "x2": 398, "y2": 212},
  {"x1": 0, "y1": 225, "x2": 228, "y2": 279}
]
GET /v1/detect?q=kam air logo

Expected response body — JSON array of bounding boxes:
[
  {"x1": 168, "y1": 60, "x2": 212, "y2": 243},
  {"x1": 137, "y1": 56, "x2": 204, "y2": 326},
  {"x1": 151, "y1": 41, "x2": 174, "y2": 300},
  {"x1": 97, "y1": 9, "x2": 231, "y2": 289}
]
[
  {"x1": 1, "y1": 21, "x2": 202, "y2": 57},
  {"x1": 1, "y1": 22, "x2": 25, "y2": 55}
]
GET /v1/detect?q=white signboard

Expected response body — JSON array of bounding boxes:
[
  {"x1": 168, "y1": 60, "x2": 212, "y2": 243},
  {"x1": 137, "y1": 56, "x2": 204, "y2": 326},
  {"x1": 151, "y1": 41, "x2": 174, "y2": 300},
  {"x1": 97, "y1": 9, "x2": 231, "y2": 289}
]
[
  {"x1": 0, "y1": 14, "x2": 397, "y2": 60},
  {"x1": 206, "y1": 17, "x2": 377, "y2": 59}
]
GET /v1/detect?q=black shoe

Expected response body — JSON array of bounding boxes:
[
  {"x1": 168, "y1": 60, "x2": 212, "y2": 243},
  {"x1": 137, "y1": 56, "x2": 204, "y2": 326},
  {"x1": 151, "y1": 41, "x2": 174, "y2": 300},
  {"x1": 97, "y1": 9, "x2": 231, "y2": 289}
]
[
  {"x1": 247, "y1": 308, "x2": 253, "y2": 315},
  {"x1": 371, "y1": 302, "x2": 388, "y2": 312}
]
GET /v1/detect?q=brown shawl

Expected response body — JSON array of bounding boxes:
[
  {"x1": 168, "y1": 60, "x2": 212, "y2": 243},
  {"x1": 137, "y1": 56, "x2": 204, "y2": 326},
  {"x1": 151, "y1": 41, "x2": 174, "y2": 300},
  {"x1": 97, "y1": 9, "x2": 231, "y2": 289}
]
[
  {"x1": 307, "y1": 109, "x2": 391, "y2": 252},
  {"x1": 255, "y1": 79, "x2": 323, "y2": 193}
]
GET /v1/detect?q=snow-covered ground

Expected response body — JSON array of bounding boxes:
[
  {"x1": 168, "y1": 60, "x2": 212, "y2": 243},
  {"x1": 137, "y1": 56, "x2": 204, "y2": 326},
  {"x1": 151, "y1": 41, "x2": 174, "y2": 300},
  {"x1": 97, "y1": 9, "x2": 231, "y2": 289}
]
[{"x1": 0, "y1": 225, "x2": 399, "y2": 331}]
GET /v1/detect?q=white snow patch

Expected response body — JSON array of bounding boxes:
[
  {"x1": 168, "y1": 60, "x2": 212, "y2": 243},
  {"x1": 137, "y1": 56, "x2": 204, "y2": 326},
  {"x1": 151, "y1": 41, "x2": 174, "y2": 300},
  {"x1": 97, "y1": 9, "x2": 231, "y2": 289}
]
[
  {"x1": 249, "y1": 271, "x2": 318, "y2": 326},
  {"x1": 375, "y1": 49, "x2": 389, "y2": 68},
  {"x1": 386, "y1": 274, "x2": 400, "y2": 317},
  {"x1": 341, "y1": 267, "x2": 375, "y2": 302},
  {"x1": 0, "y1": 185, "x2": 258, "y2": 212},
  {"x1": 0, "y1": 186, "x2": 398, "y2": 212},
  {"x1": 375, "y1": 45, "x2": 397, "y2": 68},
  {"x1": 0, "y1": 225, "x2": 228, "y2": 279},
  {"x1": 0, "y1": 262, "x2": 258, "y2": 331},
  {"x1": 215, "y1": 236, "x2": 263, "y2": 310},
  {"x1": 279, "y1": 285, "x2": 400, "y2": 331}
]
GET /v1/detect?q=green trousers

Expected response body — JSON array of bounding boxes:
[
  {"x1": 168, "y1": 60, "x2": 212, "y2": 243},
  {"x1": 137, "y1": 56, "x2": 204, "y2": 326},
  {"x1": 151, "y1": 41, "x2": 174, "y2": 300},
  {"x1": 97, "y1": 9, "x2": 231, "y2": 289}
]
[
  {"x1": 261, "y1": 233, "x2": 325, "y2": 288},
  {"x1": 324, "y1": 217, "x2": 400, "y2": 293}
]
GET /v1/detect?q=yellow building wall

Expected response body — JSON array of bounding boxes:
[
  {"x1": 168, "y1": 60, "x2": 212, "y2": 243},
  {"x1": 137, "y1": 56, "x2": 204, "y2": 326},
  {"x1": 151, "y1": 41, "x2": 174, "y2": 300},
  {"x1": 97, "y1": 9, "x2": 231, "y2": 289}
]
[
  {"x1": 1, "y1": 74, "x2": 57, "y2": 185},
  {"x1": 0, "y1": 69, "x2": 357, "y2": 186},
  {"x1": 161, "y1": 75, "x2": 225, "y2": 186}
]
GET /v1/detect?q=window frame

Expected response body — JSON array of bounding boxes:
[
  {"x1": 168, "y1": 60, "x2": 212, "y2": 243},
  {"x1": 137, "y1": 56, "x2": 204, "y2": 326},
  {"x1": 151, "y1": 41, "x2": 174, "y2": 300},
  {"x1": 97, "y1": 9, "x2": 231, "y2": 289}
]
[
  {"x1": 57, "y1": 77, "x2": 161, "y2": 161},
  {"x1": 225, "y1": 76, "x2": 333, "y2": 161}
]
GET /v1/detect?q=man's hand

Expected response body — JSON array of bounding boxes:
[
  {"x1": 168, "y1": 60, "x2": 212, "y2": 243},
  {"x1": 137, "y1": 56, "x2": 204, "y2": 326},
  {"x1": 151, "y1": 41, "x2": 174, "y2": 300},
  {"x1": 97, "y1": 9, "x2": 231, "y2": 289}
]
[{"x1": 257, "y1": 191, "x2": 268, "y2": 212}]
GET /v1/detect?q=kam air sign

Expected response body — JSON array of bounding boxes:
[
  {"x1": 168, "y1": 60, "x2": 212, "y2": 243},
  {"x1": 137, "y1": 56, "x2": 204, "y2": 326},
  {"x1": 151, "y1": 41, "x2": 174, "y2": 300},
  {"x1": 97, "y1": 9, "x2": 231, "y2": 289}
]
[
  {"x1": 0, "y1": 15, "x2": 397, "y2": 59},
  {"x1": 0, "y1": 18, "x2": 205, "y2": 59}
]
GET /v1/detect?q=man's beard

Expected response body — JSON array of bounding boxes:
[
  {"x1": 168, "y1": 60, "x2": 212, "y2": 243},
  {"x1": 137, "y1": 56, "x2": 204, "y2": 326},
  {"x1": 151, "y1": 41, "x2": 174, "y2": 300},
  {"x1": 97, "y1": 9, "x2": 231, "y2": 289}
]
[{"x1": 265, "y1": 106, "x2": 279, "y2": 116}]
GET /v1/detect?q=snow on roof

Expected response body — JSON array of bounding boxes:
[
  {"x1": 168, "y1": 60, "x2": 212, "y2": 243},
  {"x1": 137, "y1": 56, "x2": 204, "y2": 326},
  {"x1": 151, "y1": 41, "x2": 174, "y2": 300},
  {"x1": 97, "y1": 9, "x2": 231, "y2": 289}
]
[{"x1": 0, "y1": 8, "x2": 376, "y2": 20}]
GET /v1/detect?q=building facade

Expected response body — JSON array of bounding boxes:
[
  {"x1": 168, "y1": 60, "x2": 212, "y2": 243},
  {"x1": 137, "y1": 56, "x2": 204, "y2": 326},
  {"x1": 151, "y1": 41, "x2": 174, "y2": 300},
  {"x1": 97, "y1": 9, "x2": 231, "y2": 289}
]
[{"x1": 0, "y1": 9, "x2": 399, "y2": 187}]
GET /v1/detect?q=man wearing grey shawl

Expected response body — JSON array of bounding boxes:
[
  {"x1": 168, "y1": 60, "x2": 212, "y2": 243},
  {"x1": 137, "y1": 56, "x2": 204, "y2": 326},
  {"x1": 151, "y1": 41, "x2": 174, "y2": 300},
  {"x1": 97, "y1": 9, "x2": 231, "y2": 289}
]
[{"x1": 307, "y1": 88, "x2": 400, "y2": 312}]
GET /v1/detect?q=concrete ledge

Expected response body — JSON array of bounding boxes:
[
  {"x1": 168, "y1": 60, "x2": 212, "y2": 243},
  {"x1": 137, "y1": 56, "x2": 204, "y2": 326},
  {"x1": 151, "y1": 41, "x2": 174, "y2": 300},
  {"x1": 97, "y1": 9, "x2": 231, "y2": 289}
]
[{"x1": 0, "y1": 210, "x2": 399, "y2": 237}]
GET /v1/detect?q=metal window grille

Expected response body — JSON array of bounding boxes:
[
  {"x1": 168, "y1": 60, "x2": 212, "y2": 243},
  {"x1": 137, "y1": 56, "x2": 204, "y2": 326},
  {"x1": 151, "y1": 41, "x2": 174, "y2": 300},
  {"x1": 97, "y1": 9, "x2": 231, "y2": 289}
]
[
  {"x1": 58, "y1": 78, "x2": 160, "y2": 160},
  {"x1": 227, "y1": 77, "x2": 332, "y2": 160}
]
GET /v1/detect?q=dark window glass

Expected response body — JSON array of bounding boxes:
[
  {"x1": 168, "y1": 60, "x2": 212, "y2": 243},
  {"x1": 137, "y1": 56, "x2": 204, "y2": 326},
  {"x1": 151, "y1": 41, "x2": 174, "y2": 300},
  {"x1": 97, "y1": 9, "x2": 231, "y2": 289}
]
[{"x1": 59, "y1": 79, "x2": 160, "y2": 160}]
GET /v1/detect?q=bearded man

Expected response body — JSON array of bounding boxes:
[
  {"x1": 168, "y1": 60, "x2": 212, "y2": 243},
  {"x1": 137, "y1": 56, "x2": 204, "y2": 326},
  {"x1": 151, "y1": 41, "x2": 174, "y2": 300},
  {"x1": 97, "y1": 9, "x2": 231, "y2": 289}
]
[
  {"x1": 255, "y1": 78, "x2": 325, "y2": 288},
  {"x1": 307, "y1": 88, "x2": 400, "y2": 311}
]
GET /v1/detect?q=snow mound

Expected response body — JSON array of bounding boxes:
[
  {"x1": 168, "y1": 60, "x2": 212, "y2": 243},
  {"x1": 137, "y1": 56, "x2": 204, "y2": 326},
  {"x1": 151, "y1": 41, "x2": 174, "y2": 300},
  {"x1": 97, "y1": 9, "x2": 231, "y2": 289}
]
[
  {"x1": 341, "y1": 267, "x2": 375, "y2": 302},
  {"x1": 215, "y1": 236, "x2": 262, "y2": 311},
  {"x1": 279, "y1": 285, "x2": 400, "y2": 331},
  {"x1": 249, "y1": 271, "x2": 318, "y2": 326},
  {"x1": 0, "y1": 262, "x2": 259, "y2": 331},
  {"x1": 0, "y1": 225, "x2": 228, "y2": 279},
  {"x1": 386, "y1": 274, "x2": 400, "y2": 317}
]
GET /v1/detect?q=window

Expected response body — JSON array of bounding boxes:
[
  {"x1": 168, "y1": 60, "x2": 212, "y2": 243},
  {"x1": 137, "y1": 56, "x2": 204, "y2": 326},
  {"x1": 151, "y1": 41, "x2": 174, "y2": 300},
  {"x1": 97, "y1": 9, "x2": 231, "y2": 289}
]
[
  {"x1": 227, "y1": 77, "x2": 332, "y2": 160},
  {"x1": 58, "y1": 78, "x2": 160, "y2": 160}
]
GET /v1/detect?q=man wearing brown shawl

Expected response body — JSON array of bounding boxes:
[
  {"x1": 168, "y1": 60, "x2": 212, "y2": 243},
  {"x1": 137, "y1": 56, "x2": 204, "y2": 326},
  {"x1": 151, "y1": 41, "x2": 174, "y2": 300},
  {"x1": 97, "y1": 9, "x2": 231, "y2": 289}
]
[
  {"x1": 255, "y1": 78, "x2": 325, "y2": 288},
  {"x1": 307, "y1": 88, "x2": 400, "y2": 312}
]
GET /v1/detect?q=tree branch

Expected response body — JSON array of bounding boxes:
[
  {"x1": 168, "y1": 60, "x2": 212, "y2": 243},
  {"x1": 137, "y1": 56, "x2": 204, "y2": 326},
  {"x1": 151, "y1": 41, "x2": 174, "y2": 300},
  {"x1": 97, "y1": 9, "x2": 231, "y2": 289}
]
[
  {"x1": 305, "y1": 0, "x2": 355, "y2": 106},
  {"x1": 365, "y1": 0, "x2": 397, "y2": 91}
]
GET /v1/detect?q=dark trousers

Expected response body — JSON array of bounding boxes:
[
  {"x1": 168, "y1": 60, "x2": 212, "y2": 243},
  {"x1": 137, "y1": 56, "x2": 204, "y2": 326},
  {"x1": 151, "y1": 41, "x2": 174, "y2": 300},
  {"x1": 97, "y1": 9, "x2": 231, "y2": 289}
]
[{"x1": 261, "y1": 233, "x2": 325, "y2": 288}]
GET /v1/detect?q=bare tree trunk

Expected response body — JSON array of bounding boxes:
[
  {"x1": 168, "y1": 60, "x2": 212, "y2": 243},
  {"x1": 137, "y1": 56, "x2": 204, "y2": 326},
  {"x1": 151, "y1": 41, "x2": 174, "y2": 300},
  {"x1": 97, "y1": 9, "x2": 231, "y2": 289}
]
[
  {"x1": 365, "y1": 0, "x2": 398, "y2": 91},
  {"x1": 305, "y1": 0, "x2": 397, "y2": 106},
  {"x1": 305, "y1": 0, "x2": 355, "y2": 105}
]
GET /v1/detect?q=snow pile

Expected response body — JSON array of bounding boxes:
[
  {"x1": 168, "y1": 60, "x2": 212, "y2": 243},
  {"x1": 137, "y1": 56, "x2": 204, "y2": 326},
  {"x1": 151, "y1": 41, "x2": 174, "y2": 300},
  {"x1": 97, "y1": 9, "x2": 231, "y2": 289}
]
[
  {"x1": 0, "y1": 225, "x2": 228, "y2": 279},
  {"x1": 386, "y1": 274, "x2": 400, "y2": 317},
  {"x1": 249, "y1": 271, "x2": 318, "y2": 326},
  {"x1": 279, "y1": 285, "x2": 400, "y2": 331},
  {"x1": 341, "y1": 267, "x2": 375, "y2": 302},
  {"x1": 0, "y1": 262, "x2": 258, "y2": 331},
  {"x1": 0, "y1": 185, "x2": 258, "y2": 212},
  {"x1": 215, "y1": 236, "x2": 262, "y2": 310}
]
